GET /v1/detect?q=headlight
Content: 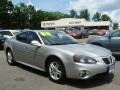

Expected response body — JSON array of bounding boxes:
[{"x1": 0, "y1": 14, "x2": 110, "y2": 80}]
[{"x1": 73, "y1": 55, "x2": 97, "y2": 64}]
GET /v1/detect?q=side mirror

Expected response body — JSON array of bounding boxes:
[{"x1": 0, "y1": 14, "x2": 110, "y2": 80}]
[{"x1": 31, "y1": 40, "x2": 42, "y2": 47}]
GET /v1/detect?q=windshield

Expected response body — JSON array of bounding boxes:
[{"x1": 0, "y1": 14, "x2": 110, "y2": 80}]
[
  {"x1": 0, "y1": 31, "x2": 13, "y2": 36},
  {"x1": 12, "y1": 31, "x2": 20, "y2": 35},
  {"x1": 38, "y1": 31, "x2": 78, "y2": 45}
]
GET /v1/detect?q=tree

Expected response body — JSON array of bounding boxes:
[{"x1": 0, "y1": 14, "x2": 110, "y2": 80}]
[
  {"x1": 70, "y1": 9, "x2": 77, "y2": 18},
  {"x1": 113, "y1": 23, "x2": 118, "y2": 30},
  {"x1": 0, "y1": 0, "x2": 9, "y2": 28},
  {"x1": 7, "y1": 0, "x2": 14, "y2": 13},
  {"x1": 101, "y1": 14, "x2": 111, "y2": 21},
  {"x1": 0, "y1": 0, "x2": 8, "y2": 12},
  {"x1": 64, "y1": 14, "x2": 70, "y2": 18},
  {"x1": 79, "y1": 9, "x2": 90, "y2": 21},
  {"x1": 92, "y1": 12, "x2": 101, "y2": 21},
  {"x1": 0, "y1": 0, "x2": 113, "y2": 29}
]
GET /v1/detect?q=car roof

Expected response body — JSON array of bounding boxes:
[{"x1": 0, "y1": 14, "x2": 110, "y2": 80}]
[
  {"x1": 21, "y1": 30, "x2": 62, "y2": 33},
  {"x1": 0, "y1": 30, "x2": 20, "y2": 32}
]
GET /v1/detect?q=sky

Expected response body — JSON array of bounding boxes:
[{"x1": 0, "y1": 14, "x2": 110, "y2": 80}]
[{"x1": 12, "y1": 0, "x2": 120, "y2": 22}]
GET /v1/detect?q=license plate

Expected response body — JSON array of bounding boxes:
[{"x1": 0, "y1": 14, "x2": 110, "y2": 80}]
[{"x1": 109, "y1": 63, "x2": 115, "y2": 73}]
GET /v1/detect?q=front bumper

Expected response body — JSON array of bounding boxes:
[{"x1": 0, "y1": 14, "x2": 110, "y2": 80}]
[{"x1": 66, "y1": 56, "x2": 115, "y2": 79}]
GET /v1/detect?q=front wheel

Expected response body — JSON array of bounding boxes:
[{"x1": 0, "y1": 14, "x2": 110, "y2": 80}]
[
  {"x1": 47, "y1": 59, "x2": 66, "y2": 83},
  {"x1": 6, "y1": 50, "x2": 15, "y2": 65}
]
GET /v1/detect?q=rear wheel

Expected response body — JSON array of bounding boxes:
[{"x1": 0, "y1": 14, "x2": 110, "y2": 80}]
[
  {"x1": 6, "y1": 50, "x2": 15, "y2": 65},
  {"x1": 47, "y1": 59, "x2": 66, "y2": 83}
]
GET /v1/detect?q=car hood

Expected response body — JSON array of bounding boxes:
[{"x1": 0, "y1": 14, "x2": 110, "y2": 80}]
[{"x1": 52, "y1": 44, "x2": 111, "y2": 58}]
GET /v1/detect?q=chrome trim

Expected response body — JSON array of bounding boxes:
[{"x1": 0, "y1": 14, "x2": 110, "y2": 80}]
[{"x1": 102, "y1": 55, "x2": 115, "y2": 65}]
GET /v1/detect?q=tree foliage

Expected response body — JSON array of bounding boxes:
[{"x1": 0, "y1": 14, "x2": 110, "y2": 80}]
[
  {"x1": 79, "y1": 9, "x2": 90, "y2": 21},
  {"x1": 92, "y1": 12, "x2": 101, "y2": 21},
  {"x1": 101, "y1": 14, "x2": 111, "y2": 21},
  {"x1": 0, "y1": 0, "x2": 112, "y2": 29},
  {"x1": 0, "y1": 0, "x2": 14, "y2": 28},
  {"x1": 70, "y1": 9, "x2": 77, "y2": 18},
  {"x1": 92, "y1": 12, "x2": 111, "y2": 22}
]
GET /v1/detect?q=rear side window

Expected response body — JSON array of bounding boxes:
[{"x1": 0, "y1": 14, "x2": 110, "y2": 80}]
[
  {"x1": 0, "y1": 31, "x2": 13, "y2": 36},
  {"x1": 16, "y1": 32, "x2": 28, "y2": 43}
]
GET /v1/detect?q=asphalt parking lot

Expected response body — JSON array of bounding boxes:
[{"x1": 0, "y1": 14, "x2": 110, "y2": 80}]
[{"x1": 0, "y1": 38, "x2": 120, "y2": 90}]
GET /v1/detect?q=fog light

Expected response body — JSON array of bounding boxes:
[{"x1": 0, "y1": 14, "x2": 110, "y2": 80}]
[{"x1": 79, "y1": 70, "x2": 86, "y2": 77}]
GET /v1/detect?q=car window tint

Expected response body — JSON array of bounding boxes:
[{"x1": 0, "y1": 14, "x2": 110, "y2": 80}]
[
  {"x1": 39, "y1": 31, "x2": 78, "y2": 45},
  {"x1": 16, "y1": 32, "x2": 28, "y2": 43},
  {"x1": 0, "y1": 31, "x2": 13, "y2": 36},
  {"x1": 112, "y1": 30, "x2": 120, "y2": 37},
  {"x1": 28, "y1": 32, "x2": 41, "y2": 44}
]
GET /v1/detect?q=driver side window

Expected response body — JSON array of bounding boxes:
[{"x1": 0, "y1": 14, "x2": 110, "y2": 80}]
[{"x1": 27, "y1": 32, "x2": 41, "y2": 44}]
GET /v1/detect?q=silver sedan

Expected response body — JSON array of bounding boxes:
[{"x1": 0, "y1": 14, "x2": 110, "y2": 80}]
[{"x1": 4, "y1": 30, "x2": 115, "y2": 83}]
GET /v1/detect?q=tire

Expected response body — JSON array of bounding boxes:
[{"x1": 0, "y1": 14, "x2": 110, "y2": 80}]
[
  {"x1": 47, "y1": 59, "x2": 66, "y2": 83},
  {"x1": 6, "y1": 50, "x2": 15, "y2": 65}
]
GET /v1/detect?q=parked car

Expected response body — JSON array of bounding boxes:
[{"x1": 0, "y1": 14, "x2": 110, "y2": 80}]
[
  {"x1": 79, "y1": 30, "x2": 89, "y2": 38},
  {"x1": 0, "y1": 30, "x2": 20, "y2": 48},
  {"x1": 0, "y1": 34, "x2": 6, "y2": 49},
  {"x1": 88, "y1": 30, "x2": 120, "y2": 55},
  {"x1": 0, "y1": 30, "x2": 20, "y2": 38},
  {"x1": 88, "y1": 29, "x2": 100, "y2": 35},
  {"x1": 4, "y1": 30, "x2": 115, "y2": 83},
  {"x1": 96, "y1": 30, "x2": 109, "y2": 36},
  {"x1": 64, "y1": 30, "x2": 80, "y2": 39},
  {"x1": 68, "y1": 29, "x2": 89, "y2": 39}
]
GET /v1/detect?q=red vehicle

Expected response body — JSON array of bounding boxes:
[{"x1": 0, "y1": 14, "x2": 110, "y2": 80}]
[
  {"x1": 64, "y1": 30, "x2": 80, "y2": 39},
  {"x1": 96, "y1": 30, "x2": 108, "y2": 36}
]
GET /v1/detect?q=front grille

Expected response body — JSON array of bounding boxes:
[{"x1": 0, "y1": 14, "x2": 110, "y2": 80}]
[
  {"x1": 103, "y1": 58, "x2": 110, "y2": 64},
  {"x1": 103, "y1": 56, "x2": 113, "y2": 64}
]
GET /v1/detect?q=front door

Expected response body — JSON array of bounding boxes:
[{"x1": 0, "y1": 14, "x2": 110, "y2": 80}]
[{"x1": 108, "y1": 30, "x2": 120, "y2": 54}]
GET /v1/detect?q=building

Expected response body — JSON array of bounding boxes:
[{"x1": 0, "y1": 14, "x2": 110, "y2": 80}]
[{"x1": 41, "y1": 18, "x2": 112, "y2": 30}]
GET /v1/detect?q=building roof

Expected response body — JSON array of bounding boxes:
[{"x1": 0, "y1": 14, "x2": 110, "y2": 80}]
[{"x1": 41, "y1": 18, "x2": 112, "y2": 28}]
